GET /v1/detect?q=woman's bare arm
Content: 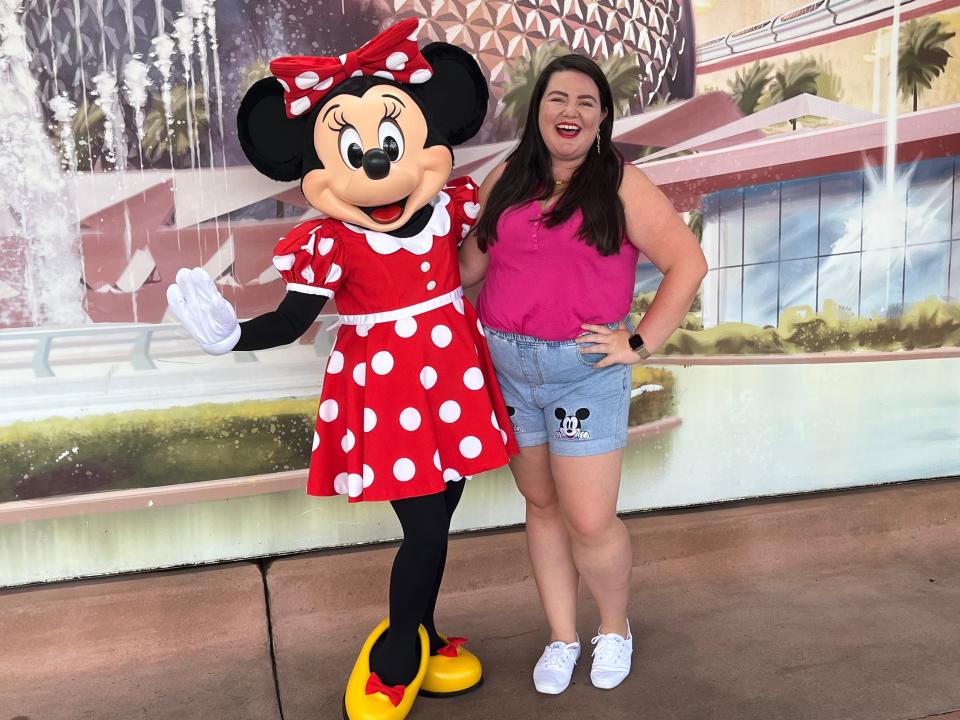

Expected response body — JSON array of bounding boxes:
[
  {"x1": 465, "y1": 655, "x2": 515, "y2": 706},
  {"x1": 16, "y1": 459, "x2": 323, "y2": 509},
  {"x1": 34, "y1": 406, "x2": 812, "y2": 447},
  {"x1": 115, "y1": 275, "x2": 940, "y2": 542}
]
[
  {"x1": 620, "y1": 163, "x2": 707, "y2": 353},
  {"x1": 578, "y1": 164, "x2": 707, "y2": 366},
  {"x1": 459, "y1": 162, "x2": 507, "y2": 289}
]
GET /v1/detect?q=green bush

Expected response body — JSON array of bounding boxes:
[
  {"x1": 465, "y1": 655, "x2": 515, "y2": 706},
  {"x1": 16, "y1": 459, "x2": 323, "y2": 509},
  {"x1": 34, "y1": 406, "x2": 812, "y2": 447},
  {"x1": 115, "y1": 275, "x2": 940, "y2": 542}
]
[
  {"x1": 633, "y1": 290, "x2": 702, "y2": 315},
  {"x1": 0, "y1": 399, "x2": 317, "y2": 502},
  {"x1": 1, "y1": 367, "x2": 683, "y2": 503},
  {"x1": 628, "y1": 366, "x2": 676, "y2": 426},
  {"x1": 656, "y1": 299, "x2": 960, "y2": 355},
  {"x1": 661, "y1": 323, "x2": 786, "y2": 355},
  {"x1": 632, "y1": 292, "x2": 655, "y2": 314}
]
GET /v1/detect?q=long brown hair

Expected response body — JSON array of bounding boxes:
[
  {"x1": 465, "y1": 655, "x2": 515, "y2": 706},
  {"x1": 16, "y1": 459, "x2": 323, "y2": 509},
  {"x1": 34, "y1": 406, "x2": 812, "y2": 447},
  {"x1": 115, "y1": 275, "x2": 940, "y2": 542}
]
[{"x1": 475, "y1": 54, "x2": 626, "y2": 256}]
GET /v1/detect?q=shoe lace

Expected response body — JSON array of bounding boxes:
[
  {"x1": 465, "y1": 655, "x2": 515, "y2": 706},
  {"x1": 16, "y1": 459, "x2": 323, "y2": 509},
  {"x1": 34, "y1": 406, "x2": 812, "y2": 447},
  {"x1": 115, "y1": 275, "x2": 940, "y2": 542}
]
[
  {"x1": 591, "y1": 633, "x2": 627, "y2": 666},
  {"x1": 541, "y1": 643, "x2": 577, "y2": 670}
]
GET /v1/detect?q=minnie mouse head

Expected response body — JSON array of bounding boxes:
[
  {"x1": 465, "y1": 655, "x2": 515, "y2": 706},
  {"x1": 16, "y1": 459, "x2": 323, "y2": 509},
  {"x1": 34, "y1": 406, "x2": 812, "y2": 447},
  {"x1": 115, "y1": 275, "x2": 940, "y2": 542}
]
[{"x1": 237, "y1": 18, "x2": 488, "y2": 234}]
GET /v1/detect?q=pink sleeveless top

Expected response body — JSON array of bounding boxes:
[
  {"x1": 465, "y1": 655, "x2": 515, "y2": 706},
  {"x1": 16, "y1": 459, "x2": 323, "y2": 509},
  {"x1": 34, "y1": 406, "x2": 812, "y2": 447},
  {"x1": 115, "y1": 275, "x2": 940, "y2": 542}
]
[{"x1": 476, "y1": 200, "x2": 639, "y2": 341}]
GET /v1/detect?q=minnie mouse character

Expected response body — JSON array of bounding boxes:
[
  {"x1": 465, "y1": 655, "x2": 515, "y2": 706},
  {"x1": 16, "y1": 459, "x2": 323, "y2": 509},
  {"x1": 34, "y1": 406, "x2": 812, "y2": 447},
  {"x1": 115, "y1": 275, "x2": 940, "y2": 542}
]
[{"x1": 167, "y1": 18, "x2": 517, "y2": 720}]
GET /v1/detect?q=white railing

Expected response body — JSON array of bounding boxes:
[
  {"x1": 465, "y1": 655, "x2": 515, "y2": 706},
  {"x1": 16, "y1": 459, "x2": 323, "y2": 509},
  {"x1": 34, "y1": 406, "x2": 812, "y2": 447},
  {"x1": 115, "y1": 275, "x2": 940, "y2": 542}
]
[{"x1": 0, "y1": 316, "x2": 337, "y2": 379}]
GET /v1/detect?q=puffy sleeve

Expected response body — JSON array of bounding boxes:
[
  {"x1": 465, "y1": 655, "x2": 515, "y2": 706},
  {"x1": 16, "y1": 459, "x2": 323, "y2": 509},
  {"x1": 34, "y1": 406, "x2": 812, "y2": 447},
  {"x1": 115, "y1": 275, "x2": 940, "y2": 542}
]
[
  {"x1": 445, "y1": 176, "x2": 480, "y2": 246},
  {"x1": 271, "y1": 221, "x2": 347, "y2": 298}
]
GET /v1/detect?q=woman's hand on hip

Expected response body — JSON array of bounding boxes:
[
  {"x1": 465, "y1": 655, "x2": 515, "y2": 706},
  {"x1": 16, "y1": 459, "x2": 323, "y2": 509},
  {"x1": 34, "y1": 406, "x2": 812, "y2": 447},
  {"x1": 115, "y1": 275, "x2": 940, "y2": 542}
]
[{"x1": 576, "y1": 322, "x2": 642, "y2": 368}]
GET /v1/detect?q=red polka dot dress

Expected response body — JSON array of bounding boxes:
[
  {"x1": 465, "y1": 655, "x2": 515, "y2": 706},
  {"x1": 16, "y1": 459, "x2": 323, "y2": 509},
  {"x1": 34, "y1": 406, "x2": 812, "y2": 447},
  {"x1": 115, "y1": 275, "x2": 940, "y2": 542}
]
[{"x1": 272, "y1": 177, "x2": 518, "y2": 502}]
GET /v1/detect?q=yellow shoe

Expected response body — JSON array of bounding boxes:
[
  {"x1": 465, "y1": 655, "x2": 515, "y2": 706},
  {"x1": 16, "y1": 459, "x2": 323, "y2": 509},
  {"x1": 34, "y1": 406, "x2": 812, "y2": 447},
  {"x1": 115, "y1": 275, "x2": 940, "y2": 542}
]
[
  {"x1": 342, "y1": 619, "x2": 429, "y2": 720},
  {"x1": 419, "y1": 634, "x2": 484, "y2": 697}
]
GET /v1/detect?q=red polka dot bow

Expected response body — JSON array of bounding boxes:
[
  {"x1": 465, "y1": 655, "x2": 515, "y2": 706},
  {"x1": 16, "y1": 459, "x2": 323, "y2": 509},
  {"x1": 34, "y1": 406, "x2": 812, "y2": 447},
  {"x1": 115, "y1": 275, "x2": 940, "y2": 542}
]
[{"x1": 270, "y1": 17, "x2": 434, "y2": 118}]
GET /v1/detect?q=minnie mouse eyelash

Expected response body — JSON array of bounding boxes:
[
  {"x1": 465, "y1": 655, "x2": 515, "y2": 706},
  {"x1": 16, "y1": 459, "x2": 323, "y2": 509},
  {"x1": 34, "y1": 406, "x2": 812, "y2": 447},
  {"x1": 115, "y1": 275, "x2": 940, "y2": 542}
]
[
  {"x1": 325, "y1": 101, "x2": 399, "y2": 133},
  {"x1": 381, "y1": 101, "x2": 402, "y2": 122},
  {"x1": 327, "y1": 110, "x2": 350, "y2": 132}
]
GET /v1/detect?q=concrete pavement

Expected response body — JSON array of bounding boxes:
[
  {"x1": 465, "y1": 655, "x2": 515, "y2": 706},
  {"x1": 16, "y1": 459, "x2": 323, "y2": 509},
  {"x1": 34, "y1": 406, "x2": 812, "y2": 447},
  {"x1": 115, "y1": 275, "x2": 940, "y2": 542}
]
[{"x1": 3, "y1": 477, "x2": 959, "y2": 720}]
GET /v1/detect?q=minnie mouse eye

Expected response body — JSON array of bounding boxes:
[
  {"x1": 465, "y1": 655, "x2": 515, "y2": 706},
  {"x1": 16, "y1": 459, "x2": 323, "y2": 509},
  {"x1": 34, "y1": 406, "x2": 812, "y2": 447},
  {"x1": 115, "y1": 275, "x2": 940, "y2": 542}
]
[
  {"x1": 338, "y1": 127, "x2": 363, "y2": 169},
  {"x1": 378, "y1": 120, "x2": 404, "y2": 162}
]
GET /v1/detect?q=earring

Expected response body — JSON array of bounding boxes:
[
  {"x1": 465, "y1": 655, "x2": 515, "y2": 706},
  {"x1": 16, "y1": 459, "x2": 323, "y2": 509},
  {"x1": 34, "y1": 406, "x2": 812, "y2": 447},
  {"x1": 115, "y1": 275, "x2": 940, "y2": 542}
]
[{"x1": 596, "y1": 133, "x2": 601, "y2": 155}]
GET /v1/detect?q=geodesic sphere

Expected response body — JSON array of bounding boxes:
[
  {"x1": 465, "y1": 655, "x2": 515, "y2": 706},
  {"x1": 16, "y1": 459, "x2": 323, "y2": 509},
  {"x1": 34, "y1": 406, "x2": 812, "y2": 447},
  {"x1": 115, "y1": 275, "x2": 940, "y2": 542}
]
[{"x1": 390, "y1": 0, "x2": 693, "y2": 105}]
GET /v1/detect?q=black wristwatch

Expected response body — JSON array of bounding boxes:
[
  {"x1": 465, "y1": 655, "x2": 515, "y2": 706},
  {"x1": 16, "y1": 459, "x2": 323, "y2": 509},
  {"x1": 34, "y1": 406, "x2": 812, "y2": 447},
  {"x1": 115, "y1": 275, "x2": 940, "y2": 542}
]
[{"x1": 628, "y1": 332, "x2": 651, "y2": 360}]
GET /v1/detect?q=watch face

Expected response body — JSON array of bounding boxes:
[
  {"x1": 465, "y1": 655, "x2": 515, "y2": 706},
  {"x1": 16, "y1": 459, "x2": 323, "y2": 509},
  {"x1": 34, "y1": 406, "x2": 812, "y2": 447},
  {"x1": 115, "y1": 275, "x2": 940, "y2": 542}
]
[{"x1": 629, "y1": 334, "x2": 645, "y2": 351}]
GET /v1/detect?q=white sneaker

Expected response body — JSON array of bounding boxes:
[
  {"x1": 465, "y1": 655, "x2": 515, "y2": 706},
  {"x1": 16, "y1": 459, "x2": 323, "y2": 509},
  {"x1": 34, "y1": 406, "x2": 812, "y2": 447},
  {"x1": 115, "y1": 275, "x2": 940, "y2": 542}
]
[
  {"x1": 590, "y1": 621, "x2": 633, "y2": 689},
  {"x1": 532, "y1": 637, "x2": 581, "y2": 694}
]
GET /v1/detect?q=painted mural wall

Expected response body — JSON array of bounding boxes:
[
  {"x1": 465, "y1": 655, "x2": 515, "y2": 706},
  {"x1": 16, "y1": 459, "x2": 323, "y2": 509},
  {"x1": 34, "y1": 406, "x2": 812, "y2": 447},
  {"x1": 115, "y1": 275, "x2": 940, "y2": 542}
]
[{"x1": 1, "y1": 0, "x2": 958, "y2": 586}]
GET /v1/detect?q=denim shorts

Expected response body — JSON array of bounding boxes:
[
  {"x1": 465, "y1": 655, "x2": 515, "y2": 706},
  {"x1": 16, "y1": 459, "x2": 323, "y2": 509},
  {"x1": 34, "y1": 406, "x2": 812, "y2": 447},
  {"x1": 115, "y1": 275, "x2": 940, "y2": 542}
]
[{"x1": 483, "y1": 323, "x2": 631, "y2": 457}]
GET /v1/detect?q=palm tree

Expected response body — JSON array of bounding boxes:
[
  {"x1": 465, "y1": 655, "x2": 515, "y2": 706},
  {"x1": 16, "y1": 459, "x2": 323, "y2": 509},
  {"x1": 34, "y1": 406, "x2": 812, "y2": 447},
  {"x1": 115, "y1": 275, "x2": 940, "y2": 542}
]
[
  {"x1": 500, "y1": 42, "x2": 572, "y2": 126},
  {"x1": 786, "y1": 57, "x2": 845, "y2": 129},
  {"x1": 598, "y1": 52, "x2": 643, "y2": 119},
  {"x1": 898, "y1": 18, "x2": 955, "y2": 112},
  {"x1": 686, "y1": 209, "x2": 702, "y2": 244},
  {"x1": 241, "y1": 58, "x2": 272, "y2": 94},
  {"x1": 728, "y1": 61, "x2": 772, "y2": 115},
  {"x1": 51, "y1": 101, "x2": 106, "y2": 171},
  {"x1": 501, "y1": 45, "x2": 648, "y2": 127},
  {"x1": 684, "y1": 208, "x2": 704, "y2": 318},
  {"x1": 765, "y1": 58, "x2": 819, "y2": 129},
  {"x1": 815, "y1": 57, "x2": 843, "y2": 102},
  {"x1": 142, "y1": 84, "x2": 210, "y2": 167}
]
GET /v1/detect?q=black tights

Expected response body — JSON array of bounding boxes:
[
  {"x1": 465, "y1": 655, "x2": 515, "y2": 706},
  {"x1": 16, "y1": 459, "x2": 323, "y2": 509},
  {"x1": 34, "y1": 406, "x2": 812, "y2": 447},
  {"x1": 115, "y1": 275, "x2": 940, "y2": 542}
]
[{"x1": 367, "y1": 481, "x2": 465, "y2": 686}]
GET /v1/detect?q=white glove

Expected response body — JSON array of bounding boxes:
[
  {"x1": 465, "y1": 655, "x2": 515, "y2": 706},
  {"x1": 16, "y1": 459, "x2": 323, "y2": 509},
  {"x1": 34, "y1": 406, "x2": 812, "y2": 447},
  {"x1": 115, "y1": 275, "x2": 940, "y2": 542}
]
[{"x1": 166, "y1": 267, "x2": 241, "y2": 356}]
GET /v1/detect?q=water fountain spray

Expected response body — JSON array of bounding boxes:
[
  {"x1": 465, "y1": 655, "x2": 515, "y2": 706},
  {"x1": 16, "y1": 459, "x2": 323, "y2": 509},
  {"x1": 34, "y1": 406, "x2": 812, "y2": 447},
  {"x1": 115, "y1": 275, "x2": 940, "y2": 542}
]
[
  {"x1": 0, "y1": 0, "x2": 87, "y2": 326},
  {"x1": 885, "y1": 0, "x2": 901, "y2": 198},
  {"x1": 173, "y1": 13, "x2": 197, "y2": 169},
  {"x1": 92, "y1": 69, "x2": 127, "y2": 169},
  {"x1": 123, "y1": 56, "x2": 151, "y2": 163},
  {"x1": 205, "y1": 0, "x2": 225, "y2": 166},
  {"x1": 184, "y1": 0, "x2": 215, "y2": 170},
  {"x1": 48, "y1": 93, "x2": 78, "y2": 172},
  {"x1": 151, "y1": 32, "x2": 177, "y2": 169}
]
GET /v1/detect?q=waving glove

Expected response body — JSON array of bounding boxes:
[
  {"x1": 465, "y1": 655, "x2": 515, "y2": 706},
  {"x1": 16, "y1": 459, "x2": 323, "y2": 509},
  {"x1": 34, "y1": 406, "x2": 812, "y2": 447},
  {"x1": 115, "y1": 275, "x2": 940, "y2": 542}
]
[{"x1": 166, "y1": 268, "x2": 241, "y2": 355}]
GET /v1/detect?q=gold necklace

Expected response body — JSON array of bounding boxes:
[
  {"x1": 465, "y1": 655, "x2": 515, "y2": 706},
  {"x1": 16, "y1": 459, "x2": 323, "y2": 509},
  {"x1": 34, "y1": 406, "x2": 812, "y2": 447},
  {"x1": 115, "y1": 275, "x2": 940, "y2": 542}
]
[{"x1": 554, "y1": 177, "x2": 570, "y2": 187}]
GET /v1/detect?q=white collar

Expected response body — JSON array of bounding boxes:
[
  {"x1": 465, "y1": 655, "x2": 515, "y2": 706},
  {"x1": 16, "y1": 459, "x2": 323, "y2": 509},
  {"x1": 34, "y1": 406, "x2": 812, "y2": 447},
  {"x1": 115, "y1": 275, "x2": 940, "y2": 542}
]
[{"x1": 344, "y1": 191, "x2": 451, "y2": 256}]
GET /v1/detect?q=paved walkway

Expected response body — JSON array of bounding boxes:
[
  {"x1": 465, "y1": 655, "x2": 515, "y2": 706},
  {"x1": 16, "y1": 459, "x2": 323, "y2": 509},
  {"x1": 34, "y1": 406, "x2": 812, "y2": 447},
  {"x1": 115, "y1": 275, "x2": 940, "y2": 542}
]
[{"x1": 3, "y1": 478, "x2": 959, "y2": 720}]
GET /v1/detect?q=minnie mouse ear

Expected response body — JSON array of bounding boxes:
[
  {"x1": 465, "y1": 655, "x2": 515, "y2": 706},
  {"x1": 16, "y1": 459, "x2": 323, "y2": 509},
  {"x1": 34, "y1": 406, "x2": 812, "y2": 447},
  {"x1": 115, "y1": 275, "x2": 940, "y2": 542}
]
[
  {"x1": 237, "y1": 78, "x2": 311, "y2": 181},
  {"x1": 409, "y1": 43, "x2": 489, "y2": 147}
]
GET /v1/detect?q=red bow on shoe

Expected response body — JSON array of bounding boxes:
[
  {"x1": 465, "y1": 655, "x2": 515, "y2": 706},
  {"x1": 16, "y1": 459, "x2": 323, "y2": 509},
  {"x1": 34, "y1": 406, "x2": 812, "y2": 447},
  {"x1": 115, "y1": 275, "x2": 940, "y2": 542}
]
[
  {"x1": 365, "y1": 672, "x2": 406, "y2": 707},
  {"x1": 437, "y1": 636, "x2": 468, "y2": 658},
  {"x1": 270, "y1": 17, "x2": 433, "y2": 118}
]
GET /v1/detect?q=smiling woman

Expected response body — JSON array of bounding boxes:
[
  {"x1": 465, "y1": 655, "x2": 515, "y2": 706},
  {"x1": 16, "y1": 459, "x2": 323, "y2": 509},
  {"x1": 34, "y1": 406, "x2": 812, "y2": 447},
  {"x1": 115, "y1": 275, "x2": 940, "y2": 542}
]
[
  {"x1": 541, "y1": 77, "x2": 605, "y2": 151},
  {"x1": 472, "y1": 55, "x2": 627, "y2": 260},
  {"x1": 459, "y1": 52, "x2": 708, "y2": 699}
]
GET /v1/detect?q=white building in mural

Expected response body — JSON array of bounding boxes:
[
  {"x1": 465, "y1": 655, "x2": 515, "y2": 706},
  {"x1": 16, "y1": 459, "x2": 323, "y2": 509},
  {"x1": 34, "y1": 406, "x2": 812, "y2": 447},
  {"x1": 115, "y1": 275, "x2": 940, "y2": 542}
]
[{"x1": 635, "y1": 98, "x2": 960, "y2": 328}]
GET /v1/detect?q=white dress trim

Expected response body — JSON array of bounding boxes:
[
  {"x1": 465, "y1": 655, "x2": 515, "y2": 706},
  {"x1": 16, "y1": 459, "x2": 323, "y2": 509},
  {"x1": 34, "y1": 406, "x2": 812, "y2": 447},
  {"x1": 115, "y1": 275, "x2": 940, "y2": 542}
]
[
  {"x1": 343, "y1": 191, "x2": 452, "y2": 256},
  {"x1": 287, "y1": 283, "x2": 335, "y2": 297},
  {"x1": 328, "y1": 287, "x2": 463, "y2": 331}
]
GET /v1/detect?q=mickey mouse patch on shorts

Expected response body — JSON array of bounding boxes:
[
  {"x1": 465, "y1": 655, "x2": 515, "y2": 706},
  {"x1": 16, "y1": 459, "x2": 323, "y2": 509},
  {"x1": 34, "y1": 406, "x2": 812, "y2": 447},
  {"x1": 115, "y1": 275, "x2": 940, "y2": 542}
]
[
  {"x1": 554, "y1": 407, "x2": 590, "y2": 440},
  {"x1": 506, "y1": 405, "x2": 522, "y2": 434}
]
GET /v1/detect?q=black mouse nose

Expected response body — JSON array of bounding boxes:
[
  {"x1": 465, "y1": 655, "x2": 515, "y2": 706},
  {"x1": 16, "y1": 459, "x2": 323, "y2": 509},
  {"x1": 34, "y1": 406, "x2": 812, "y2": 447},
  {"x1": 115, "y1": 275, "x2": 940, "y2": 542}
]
[{"x1": 362, "y1": 148, "x2": 391, "y2": 180}]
